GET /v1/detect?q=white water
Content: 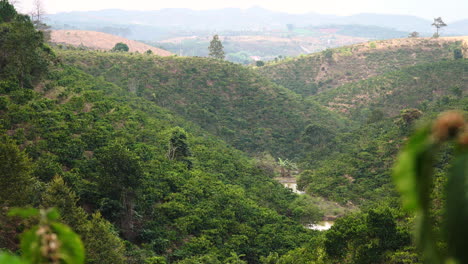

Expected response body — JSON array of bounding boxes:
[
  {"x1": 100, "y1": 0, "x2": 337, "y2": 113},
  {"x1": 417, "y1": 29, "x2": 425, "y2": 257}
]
[
  {"x1": 283, "y1": 182, "x2": 305, "y2": 194},
  {"x1": 276, "y1": 178, "x2": 335, "y2": 231},
  {"x1": 309, "y1": 221, "x2": 334, "y2": 231}
]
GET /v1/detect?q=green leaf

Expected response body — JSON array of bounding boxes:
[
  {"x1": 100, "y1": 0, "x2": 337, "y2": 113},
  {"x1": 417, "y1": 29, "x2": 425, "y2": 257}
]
[
  {"x1": 8, "y1": 207, "x2": 39, "y2": 218},
  {"x1": 45, "y1": 208, "x2": 60, "y2": 221},
  {"x1": 51, "y1": 222, "x2": 85, "y2": 264},
  {"x1": 446, "y1": 151, "x2": 468, "y2": 264},
  {"x1": 0, "y1": 252, "x2": 27, "y2": 264},
  {"x1": 392, "y1": 126, "x2": 435, "y2": 211},
  {"x1": 20, "y1": 226, "x2": 43, "y2": 263}
]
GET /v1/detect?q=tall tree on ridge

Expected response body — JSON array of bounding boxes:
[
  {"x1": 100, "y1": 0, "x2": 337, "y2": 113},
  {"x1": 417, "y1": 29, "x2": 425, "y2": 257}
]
[
  {"x1": 432, "y1": 17, "x2": 447, "y2": 38},
  {"x1": 208, "y1": 34, "x2": 225, "y2": 60}
]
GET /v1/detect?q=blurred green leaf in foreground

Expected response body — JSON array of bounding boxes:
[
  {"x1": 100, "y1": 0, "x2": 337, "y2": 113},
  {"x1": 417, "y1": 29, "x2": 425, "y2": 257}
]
[{"x1": 393, "y1": 111, "x2": 468, "y2": 264}]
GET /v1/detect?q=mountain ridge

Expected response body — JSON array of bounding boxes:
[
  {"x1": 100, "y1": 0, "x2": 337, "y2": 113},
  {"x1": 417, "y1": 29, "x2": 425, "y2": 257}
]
[
  {"x1": 56, "y1": 50, "x2": 350, "y2": 159},
  {"x1": 258, "y1": 37, "x2": 464, "y2": 96},
  {"x1": 47, "y1": 8, "x2": 464, "y2": 33}
]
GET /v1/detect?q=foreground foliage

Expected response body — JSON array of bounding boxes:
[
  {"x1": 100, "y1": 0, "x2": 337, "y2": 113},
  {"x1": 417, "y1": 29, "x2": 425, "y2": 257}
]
[
  {"x1": 0, "y1": 208, "x2": 84, "y2": 264},
  {"x1": 393, "y1": 111, "x2": 468, "y2": 263}
]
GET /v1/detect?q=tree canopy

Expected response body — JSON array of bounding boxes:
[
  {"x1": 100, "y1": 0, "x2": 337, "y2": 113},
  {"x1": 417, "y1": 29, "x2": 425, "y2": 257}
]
[
  {"x1": 0, "y1": 0, "x2": 54, "y2": 88},
  {"x1": 111, "y1": 42, "x2": 129, "y2": 52},
  {"x1": 432, "y1": 17, "x2": 447, "y2": 37},
  {"x1": 208, "y1": 34, "x2": 225, "y2": 60}
]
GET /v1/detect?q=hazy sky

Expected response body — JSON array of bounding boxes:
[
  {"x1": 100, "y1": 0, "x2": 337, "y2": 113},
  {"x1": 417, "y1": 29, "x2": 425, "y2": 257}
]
[{"x1": 16, "y1": 0, "x2": 468, "y2": 22}]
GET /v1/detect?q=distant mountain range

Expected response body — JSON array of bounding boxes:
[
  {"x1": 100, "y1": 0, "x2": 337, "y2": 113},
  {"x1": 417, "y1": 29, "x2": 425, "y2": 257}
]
[
  {"x1": 448, "y1": 19, "x2": 468, "y2": 35},
  {"x1": 47, "y1": 7, "x2": 468, "y2": 35}
]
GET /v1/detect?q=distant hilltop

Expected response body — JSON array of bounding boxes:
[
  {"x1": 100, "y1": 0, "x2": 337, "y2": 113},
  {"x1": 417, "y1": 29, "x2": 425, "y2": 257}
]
[
  {"x1": 47, "y1": 8, "x2": 468, "y2": 34},
  {"x1": 50, "y1": 30, "x2": 173, "y2": 56}
]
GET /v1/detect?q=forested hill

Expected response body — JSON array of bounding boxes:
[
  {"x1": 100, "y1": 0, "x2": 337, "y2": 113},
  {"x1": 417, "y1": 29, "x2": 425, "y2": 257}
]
[
  {"x1": 1, "y1": 63, "x2": 326, "y2": 262},
  {"x1": 0, "y1": 4, "x2": 330, "y2": 261},
  {"x1": 258, "y1": 38, "x2": 464, "y2": 96},
  {"x1": 57, "y1": 50, "x2": 349, "y2": 159},
  {"x1": 2, "y1": 1, "x2": 468, "y2": 263}
]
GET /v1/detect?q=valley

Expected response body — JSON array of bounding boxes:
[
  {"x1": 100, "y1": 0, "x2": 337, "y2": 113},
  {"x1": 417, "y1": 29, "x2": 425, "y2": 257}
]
[{"x1": 1, "y1": 1, "x2": 467, "y2": 263}]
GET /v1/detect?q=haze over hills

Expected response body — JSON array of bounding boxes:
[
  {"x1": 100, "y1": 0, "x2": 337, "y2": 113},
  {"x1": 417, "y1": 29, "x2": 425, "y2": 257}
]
[
  {"x1": 46, "y1": 7, "x2": 468, "y2": 63},
  {"x1": 155, "y1": 34, "x2": 370, "y2": 62},
  {"x1": 47, "y1": 7, "x2": 445, "y2": 33},
  {"x1": 46, "y1": 7, "x2": 468, "y2": 36},
  {"x1": 446, "y1": 19, "x2": 468, "y2": 35}
]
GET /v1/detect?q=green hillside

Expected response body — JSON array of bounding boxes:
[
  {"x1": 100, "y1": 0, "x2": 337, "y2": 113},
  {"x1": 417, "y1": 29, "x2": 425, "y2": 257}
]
[
  {"x1": 57, "y1": 50, "x2": 349, "y2": 159},
  {"x1": 1, "y1": 62, "x2": 323, "y2": 263},
  {"x1": 259, "y1": 38, "x2": 462, "y2": 96},
  {"x1": 2, "y1": 2, "x2": 468, "y2": 263},
  {"x1": 0, "y1": 5, "x2": 329, "y2": 261},
  {"x1": 315, "y1": 60, "x2": 467, "y2": 120},
  {"x1": 294, "y1": 59, "x2": 467, "y2": 204}
]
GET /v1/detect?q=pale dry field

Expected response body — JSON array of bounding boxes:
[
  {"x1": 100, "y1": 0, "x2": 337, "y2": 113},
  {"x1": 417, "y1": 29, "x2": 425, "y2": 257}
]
[{"x1": 51, "y1": 30, "x2": 173, "y2": 56}]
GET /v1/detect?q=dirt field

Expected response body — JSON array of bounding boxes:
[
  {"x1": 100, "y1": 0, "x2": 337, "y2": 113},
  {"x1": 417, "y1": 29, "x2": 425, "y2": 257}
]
[{"x1": 51, "y1": 30, "x2": 173, "y2": 56}]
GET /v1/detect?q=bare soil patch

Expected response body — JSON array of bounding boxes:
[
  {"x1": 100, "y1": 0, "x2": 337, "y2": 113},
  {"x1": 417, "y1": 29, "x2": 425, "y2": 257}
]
[{"x1": 51, "y1": 30, "x2": 173, "y2": 56}]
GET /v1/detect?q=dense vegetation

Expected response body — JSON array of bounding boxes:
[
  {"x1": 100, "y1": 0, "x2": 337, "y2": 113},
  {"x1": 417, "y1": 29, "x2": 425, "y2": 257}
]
[
  {"x1": 1, "y1": 1, "x2": 467, "y2": 263},
  {"x1": 56, "y1": 49, "x2": 349, "y2": 159},
  {"x1": 258, "y1": 38, "x2": 462, "y2": 96},
  {"x1": 317, "y1": 60, "x2": 467, "y2": 119},
  {"x1": 0, "y1": 3, "x2": 326, "y2": 263},
  {"x1": 298, "y1": 95, "x2": 467, "y2": 204},
  {"x1": 0, "y1": 61, "x2": 328, "y2": 263},
  {"x1": 254, "y1": 39, "x2": 467, "y2": 207}
]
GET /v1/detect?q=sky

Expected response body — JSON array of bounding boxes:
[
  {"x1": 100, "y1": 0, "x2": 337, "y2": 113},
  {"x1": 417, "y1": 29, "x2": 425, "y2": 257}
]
[{"x1": 15, "y1": 0, "x2": 468, "y2": 22}]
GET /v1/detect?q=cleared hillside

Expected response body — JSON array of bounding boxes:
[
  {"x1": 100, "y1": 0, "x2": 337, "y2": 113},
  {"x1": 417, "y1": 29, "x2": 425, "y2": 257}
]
[
  {"x1": 315, "y1": 60, "x2": 468, "y2": 119},
  {"x1": 259, "y1": 38, "x2": 464, "y2": 96},
  {"x1": 57, "y1": 50, "x2": 349, "y2": 159},
  {"x1": 50, "y1": 30, "x2": 173, "y2": 56}
]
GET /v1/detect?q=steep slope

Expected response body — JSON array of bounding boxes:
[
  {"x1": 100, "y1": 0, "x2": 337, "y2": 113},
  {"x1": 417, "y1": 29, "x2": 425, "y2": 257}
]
[
  {"x1": 294, "y1": 59, "x2": 467, "y2": 204},
  {"x1": 1, "y1": 4, "x2": 325, "y2": 262},
  {"x1": 258, "y1": 38, "x2": 463, "y2": 96},
  {"x1": 50, "y1": 30, "x2": 173, "y2": 55},
  {"x1": 1, "y1": 63, "x2": 322, "y2": 263},
  {"x1": 57, "y1": 50, "x2": 349, "y2": 158},
  {"x1": 298, "y1": 94, "x2": 468, "y2": 205},
  {"x1": 315, "y1": 60, "x2": 468, "y2": 119}
]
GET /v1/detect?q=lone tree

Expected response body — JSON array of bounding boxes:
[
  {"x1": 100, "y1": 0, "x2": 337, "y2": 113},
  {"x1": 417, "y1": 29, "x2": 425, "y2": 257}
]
[
  {"x1": 0, "y1": 0, "x2": 54, "y2": 88},
  {"x1": 30, "y1": 0, "x2": 45, "y2": 26},
  {"x1": 112, "y1": 42, "x2": 129, "y2": 52},
  {"x1": 432, "y1": 17, "x2": 447, "y2": 38},
  {"x1": 408, "y1": 31, "x2": 420, "y2": 38},
  {"x1": 167, "y1": 128, "x2": 192, "y2": 169},
  {"x1": 30, "y1": 0, "x2": 51, "y2": 40},
  {"x1": 208, "y1": 34, "x2": 225, "y2": 59}
]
